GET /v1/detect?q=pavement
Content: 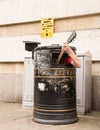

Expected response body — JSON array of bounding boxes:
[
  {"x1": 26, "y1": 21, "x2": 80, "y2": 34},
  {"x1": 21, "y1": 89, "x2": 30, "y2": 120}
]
[{"x1": 0, "y1": 102, "x2": 100, "y2": 130}]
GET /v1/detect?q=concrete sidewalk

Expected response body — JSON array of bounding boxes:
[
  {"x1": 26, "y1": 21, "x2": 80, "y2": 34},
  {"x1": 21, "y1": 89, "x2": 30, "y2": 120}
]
[{"x1": 0, "y1": 102, "x2": 100, "y2": 130}]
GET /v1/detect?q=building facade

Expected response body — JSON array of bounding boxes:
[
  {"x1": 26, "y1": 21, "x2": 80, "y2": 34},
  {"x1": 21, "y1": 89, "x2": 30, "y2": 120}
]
[{"x1": 0, "y1": 0, "x2": 100, "y2": 110}]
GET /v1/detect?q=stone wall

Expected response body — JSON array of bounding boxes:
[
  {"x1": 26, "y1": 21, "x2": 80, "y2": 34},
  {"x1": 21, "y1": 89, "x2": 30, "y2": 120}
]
[
  {"x1": 0, "y1": 63, "x2": 23, "y2": 103},
  {"x1": 0, "y1": 0, "x2": 100, "y2": 110},
  {"x1": 92, "y1": 62, "x2": 100, "y2": 111}
]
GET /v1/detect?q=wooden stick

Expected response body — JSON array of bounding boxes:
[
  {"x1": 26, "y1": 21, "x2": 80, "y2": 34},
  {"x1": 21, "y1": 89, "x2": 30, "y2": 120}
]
[{"x1": 56, "y1": 50, "x2": 64, "y2": 64}]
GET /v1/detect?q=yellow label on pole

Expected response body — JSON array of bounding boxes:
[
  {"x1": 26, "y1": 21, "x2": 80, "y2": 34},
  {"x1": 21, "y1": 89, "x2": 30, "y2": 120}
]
[{"x1": 41, "y1": 18, "x2": 54, "y2": 38}]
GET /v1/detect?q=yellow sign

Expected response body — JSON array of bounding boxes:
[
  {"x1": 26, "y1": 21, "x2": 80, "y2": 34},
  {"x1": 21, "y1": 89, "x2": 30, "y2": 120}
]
[{"x1": 41, "y1": 18, "x2": 54, "y2": 38}]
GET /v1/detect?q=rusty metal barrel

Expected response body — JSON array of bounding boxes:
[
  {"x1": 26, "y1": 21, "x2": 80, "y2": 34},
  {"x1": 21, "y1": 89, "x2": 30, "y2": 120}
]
[{"x1": 32, "y1": 44, "x2": 78, "y2": 125}]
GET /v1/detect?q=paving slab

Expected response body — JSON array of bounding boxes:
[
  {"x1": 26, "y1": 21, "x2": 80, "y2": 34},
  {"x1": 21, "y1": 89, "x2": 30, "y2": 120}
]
[{"x1": 0, "y1": 102, "x2": 100, "y2": 130}]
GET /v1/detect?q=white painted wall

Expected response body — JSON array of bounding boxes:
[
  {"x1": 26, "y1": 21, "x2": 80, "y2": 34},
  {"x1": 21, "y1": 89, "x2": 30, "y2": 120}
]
[
  {"x1": 0, "y1": 0, "x2": 100, "y2": 25},
  {"x1": 0, "y1": 1, "x2": 100, "y2": 61},
  {"x1": 0, "y1": 29, "x2": 100, "y2": 61}
]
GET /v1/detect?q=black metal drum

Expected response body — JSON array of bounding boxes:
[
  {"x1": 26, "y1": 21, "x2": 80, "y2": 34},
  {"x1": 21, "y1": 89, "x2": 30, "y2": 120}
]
[{"x1": 32, "y1": 44, "x2": 78, "y2": 125}]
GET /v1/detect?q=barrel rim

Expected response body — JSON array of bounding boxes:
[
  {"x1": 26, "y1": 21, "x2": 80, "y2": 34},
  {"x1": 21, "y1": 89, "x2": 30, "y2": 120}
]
[{"x1": 34, "y1": 45, "x2": 76, "y2": 51}]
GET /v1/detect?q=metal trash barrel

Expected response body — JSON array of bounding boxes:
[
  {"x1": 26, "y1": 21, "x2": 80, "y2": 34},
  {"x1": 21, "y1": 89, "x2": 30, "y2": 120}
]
[{"x1": 32, "y1": 44, "x2": 78, "y2": 125}]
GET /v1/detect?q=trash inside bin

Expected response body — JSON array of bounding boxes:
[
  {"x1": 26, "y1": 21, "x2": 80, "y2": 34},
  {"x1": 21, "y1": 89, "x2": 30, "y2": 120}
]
[{"x1": 32, "y1": 44, "x2": 78, "y2": 125}]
